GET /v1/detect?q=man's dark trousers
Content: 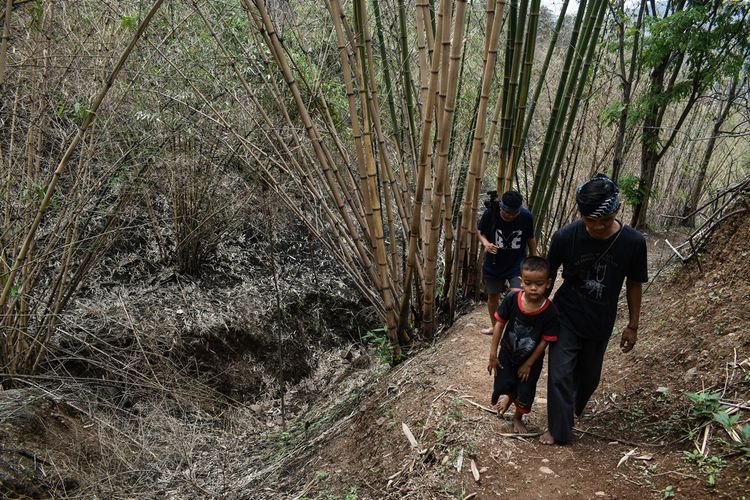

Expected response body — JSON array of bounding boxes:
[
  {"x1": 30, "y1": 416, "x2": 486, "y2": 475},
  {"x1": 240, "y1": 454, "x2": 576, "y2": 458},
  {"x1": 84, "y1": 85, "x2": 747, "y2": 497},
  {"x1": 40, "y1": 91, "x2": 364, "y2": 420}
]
[{"x1": 546, "y1": 321, "x2": 610, "y2": 443}]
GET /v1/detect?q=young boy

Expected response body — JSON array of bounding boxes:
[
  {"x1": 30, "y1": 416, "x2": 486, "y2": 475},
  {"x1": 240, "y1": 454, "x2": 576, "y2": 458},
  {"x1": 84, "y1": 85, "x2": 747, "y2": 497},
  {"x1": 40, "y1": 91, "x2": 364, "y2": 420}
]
[{"x1": 487, "y1": 256, "x2": 559, "y2": 433}]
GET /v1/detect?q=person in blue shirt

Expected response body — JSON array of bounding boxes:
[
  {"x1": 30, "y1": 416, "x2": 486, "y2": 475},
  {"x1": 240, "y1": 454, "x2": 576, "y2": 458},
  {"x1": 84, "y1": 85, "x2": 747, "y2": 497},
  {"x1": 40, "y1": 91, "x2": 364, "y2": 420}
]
[{"x1": 477, "y1": 191, "x2": 538, "y2": 335}]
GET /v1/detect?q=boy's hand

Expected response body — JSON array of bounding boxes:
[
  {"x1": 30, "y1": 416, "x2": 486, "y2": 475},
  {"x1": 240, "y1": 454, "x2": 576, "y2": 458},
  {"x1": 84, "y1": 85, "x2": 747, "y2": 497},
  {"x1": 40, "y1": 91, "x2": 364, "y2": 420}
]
[
  {"x1": 487, "y1": 356, "x2": 499, "y2": 375},
  {"x1": 517, "y1": 363, "x2": 531, "y2": 381},
  {"x1": 483, "y1": 241, "x2": 498, "y2": 254}
]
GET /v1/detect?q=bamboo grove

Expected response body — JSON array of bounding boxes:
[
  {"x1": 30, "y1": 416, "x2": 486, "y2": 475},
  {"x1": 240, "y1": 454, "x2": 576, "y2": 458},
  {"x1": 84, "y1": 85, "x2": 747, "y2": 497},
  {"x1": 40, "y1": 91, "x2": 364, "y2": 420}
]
[
  {"x1": 1, "y1": 0, "x2": 748, "y2": 375},
  {"x1": 241, "y1": 0, "x2": 612, "y2": 355}
]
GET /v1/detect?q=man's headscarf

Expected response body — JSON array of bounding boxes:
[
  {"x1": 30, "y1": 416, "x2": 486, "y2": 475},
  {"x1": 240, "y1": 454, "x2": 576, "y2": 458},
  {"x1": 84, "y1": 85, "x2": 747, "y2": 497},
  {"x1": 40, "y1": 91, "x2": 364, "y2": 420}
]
[{"x1": 576, "y1": 173, "x2": 621, "y2": 219}]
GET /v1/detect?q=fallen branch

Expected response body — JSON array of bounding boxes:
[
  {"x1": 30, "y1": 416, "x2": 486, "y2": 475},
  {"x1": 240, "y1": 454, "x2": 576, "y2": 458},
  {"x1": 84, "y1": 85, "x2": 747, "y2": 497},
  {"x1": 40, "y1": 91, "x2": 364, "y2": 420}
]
[
  {"x1": 402, "y1": 422, "x2": 419, "y2": 449},
  {"x1": 498, "y1": 431, "x2": 542, "y2": 438},
  {"x1": 463, "y1": 397, "x2": 498, "y2": 415}
]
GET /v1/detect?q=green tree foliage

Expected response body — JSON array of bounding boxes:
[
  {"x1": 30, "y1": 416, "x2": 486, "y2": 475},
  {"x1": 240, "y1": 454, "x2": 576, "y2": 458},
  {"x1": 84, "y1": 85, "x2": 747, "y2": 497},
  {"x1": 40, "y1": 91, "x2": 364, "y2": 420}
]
[{"x1": 629, "y1": 0, "x2": 750, "y2": 228}]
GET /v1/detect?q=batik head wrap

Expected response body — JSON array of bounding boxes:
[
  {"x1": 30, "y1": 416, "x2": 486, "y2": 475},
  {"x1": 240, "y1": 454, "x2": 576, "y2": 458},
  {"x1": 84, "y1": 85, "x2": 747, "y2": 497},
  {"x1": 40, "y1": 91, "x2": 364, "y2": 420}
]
[{"x1": 576, "y1": 173, "x2": 621, "y2": 219}]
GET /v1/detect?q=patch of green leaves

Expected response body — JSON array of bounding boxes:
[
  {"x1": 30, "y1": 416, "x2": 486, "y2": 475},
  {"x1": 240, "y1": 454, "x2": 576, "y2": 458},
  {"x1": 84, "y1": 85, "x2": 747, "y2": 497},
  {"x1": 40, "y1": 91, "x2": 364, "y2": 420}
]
[
  {"x1": 362, "y1": 326, "x2": 394, "y2": 364},
  {"x1": 619, "y1": 175, "x2": 657, "y2": 206},
  {"x1": 685, "y1": 390, "x2": 722, "y2": 419},
  {"x1": 601, "y1": 102, "x2": 626, "y2": 126},
  {"x1": 121, "y1": 14, "x2": 137, "y2": 30},
  {"x1": 683, "y1": 452, "x2": 727, "y2": 487},
  {"x1": 660, "y1": 484, "x2": 675, "y2": 498}
]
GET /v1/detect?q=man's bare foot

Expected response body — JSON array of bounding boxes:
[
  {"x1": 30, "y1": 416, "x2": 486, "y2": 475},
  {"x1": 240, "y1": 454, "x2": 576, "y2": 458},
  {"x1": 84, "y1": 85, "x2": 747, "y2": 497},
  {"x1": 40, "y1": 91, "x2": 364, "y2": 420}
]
[
  {"x1": 480, "y1": 327, "x2": 493, "y2": 335},
  {"x1": 512, "y1": 414, "x2": 527, "y2": 433},
  {"x1": 539, "y1": 430, "x2": 555, "y2": 445}
]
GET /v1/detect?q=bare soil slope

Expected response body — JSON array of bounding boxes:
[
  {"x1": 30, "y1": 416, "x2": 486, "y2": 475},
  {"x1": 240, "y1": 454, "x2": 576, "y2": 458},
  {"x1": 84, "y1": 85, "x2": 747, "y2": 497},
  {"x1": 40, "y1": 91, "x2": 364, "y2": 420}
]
[{"x1": 283, "y1": 210, "x2": 749, "y2": 499}]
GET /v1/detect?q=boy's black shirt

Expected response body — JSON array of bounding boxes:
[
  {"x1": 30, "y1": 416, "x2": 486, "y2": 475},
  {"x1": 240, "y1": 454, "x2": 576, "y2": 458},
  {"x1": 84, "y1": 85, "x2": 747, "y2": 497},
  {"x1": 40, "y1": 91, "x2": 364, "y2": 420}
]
[
  {"x1": 495, "y1": 291, "x2": 559, "y2": 364},
  {"x1": 547, "y1": 219, "x2": 648, "y2": 339}
]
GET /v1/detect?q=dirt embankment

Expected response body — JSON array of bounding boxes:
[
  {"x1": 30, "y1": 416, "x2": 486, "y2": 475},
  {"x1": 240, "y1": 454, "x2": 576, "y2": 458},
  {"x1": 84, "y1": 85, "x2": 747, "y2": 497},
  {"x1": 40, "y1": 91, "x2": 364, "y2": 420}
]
[
  {"x1": 268, "y1": 209, "x2": 749, "y2": 499},
  {"x1": 1, "y1": 206, "x2": 748, "y2": 499}
]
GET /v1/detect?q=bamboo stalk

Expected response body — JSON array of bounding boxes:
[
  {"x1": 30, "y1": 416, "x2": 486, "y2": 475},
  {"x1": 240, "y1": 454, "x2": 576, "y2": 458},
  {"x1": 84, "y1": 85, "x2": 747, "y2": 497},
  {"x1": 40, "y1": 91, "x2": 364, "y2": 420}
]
[
  {"x1": 422, "y1": 0, "x2": 468, "y2": 336},
  {"x1": 397, "y1": 0, "x2": 418, "y2": 177},
  {"x1": 0, "y1": 0, "x2": 167, "y2": 315},
  {"x1": 528, "y1": 0, "x2": 590, "y2": 216},
  {"x1": 0, "y1": 0, "x2": 13, "y2": 87},
  {"x1": 537, "y1": 0, "x2": 607, "y2": 227},
  {"x1": 505, "y1": 0, "x2": 541, "y2": 190},
  {"x1": 453, "y1": 0, "x2": 506, "y2": 295},
  {"x1": 399, "y1": 0, "x2": 451, "y2": 333}
]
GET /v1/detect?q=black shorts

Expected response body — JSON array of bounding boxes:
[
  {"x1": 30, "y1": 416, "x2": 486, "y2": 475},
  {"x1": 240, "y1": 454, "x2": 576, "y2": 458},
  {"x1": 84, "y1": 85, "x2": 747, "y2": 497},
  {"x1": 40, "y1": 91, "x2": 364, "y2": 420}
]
[{"x1": 491, "y1": 346, "x2": 544, "y2": 413}]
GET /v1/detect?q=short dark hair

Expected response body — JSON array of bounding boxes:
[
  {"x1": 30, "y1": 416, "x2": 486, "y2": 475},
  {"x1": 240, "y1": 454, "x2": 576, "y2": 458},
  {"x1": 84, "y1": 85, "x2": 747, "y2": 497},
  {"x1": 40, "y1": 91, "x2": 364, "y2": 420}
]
[
  {"x1": 501, "y1": 191, "x2": 523, "y2": 210},
  {"x1": 521, "y1": 255, "x2": 550, "y2": 277}
]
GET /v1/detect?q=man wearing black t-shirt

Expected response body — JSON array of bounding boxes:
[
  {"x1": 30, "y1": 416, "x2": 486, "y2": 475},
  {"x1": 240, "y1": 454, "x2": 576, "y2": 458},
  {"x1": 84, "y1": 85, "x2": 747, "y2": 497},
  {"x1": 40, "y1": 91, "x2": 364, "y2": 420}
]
[{"x1": 540, "y1": 174, "x2": 648, "y2": 445}]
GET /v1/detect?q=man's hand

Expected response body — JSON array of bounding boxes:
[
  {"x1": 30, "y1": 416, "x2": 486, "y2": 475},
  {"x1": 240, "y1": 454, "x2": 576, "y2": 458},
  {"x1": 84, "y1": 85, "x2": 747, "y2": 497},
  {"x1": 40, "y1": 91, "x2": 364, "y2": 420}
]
[
  {"x1": 487, "y1": 356, "x2": 499, "y2": 375},
  {"x1": 483, "y1": 241, "x2": 498, "y2": 254},
  {"x1": 517, "y1": 363, "x2": 531, "y2": 381},
  {"x1": 620, "y1": 326, "x2": 637, "y2": 353}
]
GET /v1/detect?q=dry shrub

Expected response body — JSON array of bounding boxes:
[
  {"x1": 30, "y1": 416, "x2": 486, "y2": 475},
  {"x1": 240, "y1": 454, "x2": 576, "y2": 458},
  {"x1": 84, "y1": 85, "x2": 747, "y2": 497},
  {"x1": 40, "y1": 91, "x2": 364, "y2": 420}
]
[{"x1": 164, "y1": 138, "x2": 251, "y2": 275}]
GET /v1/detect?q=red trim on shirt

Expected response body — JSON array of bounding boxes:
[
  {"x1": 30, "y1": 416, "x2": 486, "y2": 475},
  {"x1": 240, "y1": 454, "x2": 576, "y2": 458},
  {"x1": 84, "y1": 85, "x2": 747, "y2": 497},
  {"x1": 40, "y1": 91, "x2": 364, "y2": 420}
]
[
  {"x1": 542, "y1": 334, "x2": 558, "y2": 342},
  {"x1": 494, "y1": 311, "x2": 507, "y2": 324},
  {"x1": 516, "y1": 291, "x2": 550, "y2": 316}
]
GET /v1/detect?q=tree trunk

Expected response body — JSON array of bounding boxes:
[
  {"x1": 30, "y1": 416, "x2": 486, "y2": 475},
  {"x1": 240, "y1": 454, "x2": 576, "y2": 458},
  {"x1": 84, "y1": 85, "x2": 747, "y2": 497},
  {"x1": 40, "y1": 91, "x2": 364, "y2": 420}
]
[{"x1": 681, "y1": 74, "x2": 741, "y2": 227}]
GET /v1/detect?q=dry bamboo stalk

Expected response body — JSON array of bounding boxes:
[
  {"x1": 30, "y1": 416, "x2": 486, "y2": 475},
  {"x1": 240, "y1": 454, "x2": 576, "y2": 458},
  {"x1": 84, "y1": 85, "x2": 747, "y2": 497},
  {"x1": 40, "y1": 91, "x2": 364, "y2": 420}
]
[
  {"x1": 415, "y1": 1, "x2": 430, "y2": 116},
  {"x1": 400, "y1": 0, "x2": 451, "y2": 329},
  {"x1": 0, "y1": 0, "x2": 13, "y2": 86},
  {"x1": 358, "y1": 0, "x2": 410, "y2": 240},
  {"x1": 251, "y1": 0, "x2": 399, "y2": 345},
  {"x1": 353, "y1": 0, "x2": 401, "y2": 352},
  {"x1": 0, "y1": 0, "x2": 167, "y2": 315},
  {"x1": 454, "y1": 0, "x2": 506, "y2": 293},
  {"x1": 422, "y1": 0, "x2": 468, "y2": 335}
]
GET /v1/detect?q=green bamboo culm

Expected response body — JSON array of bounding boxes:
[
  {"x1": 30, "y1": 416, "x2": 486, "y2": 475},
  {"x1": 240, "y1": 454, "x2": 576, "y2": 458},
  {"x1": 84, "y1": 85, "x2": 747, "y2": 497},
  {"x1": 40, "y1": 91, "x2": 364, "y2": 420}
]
[
  {"x1": 517, "y1": 0, "x2": 570, "y2": 158},
  {"x1": 397, "y1": 0, "x2": 418, "y2": 176},
  {"x1": 536, "y1": 0, "x2": 608, "y2": 232},
  {"x1": 506, "y1": 0, "x2": 542, "y2": 184},
  {"x1": 497, "y1": 0, "x2": 518, "y2": 191},
  {"x1": 372, "y1": 0, "x2": 402, "y2": 150},
  {"x1": 528, "y1": 0, "x2": 590, "y2": 217}
]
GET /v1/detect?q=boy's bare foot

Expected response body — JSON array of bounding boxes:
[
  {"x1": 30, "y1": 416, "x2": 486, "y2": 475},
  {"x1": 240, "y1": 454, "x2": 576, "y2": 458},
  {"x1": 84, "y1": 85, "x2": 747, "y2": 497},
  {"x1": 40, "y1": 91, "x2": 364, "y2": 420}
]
[
  {"x1": 512, "y1": 415, "x2": 527, "y2": 433},
  {"x1": 539, "y1": 430, "x2": 555, "y2": 445},
  {"x1": 497, "y1": 395, "x2": 512, "y2": 417}
]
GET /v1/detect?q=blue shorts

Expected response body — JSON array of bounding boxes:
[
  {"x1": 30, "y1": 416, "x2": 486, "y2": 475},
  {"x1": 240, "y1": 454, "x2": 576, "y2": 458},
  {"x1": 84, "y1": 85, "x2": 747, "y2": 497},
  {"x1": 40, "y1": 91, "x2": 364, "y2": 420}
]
[{"x1": 484, "y1": 274, "x2": 521, "y2": 295}]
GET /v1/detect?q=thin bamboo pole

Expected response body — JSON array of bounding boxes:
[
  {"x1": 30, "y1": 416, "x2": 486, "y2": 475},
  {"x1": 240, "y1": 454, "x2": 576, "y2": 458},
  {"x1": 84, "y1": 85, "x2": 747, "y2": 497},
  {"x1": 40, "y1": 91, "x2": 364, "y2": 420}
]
[
  {"x1": 536, "y1": 0, "x2": 607, "y2": 227},
  {"x1": 518, "y1": 0, "x2": 570, "y2": 159},
  {"x1": 422, "y1": 0, "x2": 468, "y2": 336},
  {"x1": 0, "y1": 0, "x2": 13, "y2": 87},
  {"x1": 528, "y1": 0, "x2": 589, "y2": 215},
  {"x1": 505, "y1": 0, "x2": 541, "y2": 190},
  {"x1": 453, "y1": 0, "x2": 505, "y2": 295},
  {"x1": 399, "y1": 0, "x2": 451, "y2": 333},
  {"x1": 0, "y1": 0, "x2": 167, "y2": 313},
  {"x1": 397, "y1": 0, "x2": 418, "y2": 176}
]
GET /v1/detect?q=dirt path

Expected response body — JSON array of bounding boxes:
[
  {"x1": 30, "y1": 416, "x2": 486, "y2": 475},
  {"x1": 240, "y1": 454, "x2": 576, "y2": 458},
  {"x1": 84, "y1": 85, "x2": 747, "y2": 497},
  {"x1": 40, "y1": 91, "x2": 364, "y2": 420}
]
[
  {"x1": 300, "y1": 304, "x2": 687, "y2": 499},
  {"x1": 275, "y1": 223, "x2": 750, "y2": 499}
]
